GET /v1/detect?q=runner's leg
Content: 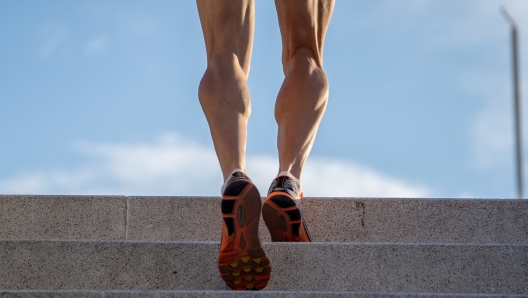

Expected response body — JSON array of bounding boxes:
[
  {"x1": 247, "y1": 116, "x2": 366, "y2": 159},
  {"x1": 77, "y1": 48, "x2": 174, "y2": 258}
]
[
  {"x1": 197, "y1": 1, "x2": 271, "y2": 291},
  {"x1": 262, "y1": 0, "x2": 334, "y2": 243},
  {"x1": 197, "y1": 0, "x2": 254, "y2": 182},
  {"x1": 274, "y1": 0, "x2": 334, "y2": 180}
]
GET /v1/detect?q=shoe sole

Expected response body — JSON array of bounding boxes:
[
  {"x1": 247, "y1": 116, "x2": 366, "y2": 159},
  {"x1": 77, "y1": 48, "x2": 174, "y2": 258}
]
[
  {"x1": 218, "y1": 179, "x2": 271, "y2": 290},
  {"x1": 262, "y1": 191, "x2": 311, "y2": 242}
]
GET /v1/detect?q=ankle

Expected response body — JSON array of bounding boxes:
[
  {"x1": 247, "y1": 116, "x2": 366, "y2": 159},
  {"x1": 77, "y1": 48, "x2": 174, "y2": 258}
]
[
  {"x1": 277, "y1": 171, "x2": 302, "y2": 193},
  {"x1": 221, "y1": 168, "x2": 245, "y2": 194}
]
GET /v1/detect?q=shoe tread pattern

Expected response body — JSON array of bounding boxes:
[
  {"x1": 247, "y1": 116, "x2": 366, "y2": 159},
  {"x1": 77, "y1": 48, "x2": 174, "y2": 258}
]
[{"x1": 219, "y1": 173, "x2": 271, "y2": 290}]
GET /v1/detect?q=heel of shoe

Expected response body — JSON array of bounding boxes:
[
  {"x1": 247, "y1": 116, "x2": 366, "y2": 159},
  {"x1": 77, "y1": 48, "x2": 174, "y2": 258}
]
[
  {"x1": 218, "y1": 180, "x2": 272, "y2": 290},
  {"x1": 263, "y1": 192, "x2": 311, "y2": 242}
]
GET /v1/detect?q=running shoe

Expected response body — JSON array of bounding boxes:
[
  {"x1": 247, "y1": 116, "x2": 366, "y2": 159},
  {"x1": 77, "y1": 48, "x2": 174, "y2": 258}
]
[
  {"x1": 218, "y1": 171, "x2": 271, "y2": 290},
  {"x1": 262, "y1": 174, "x2": 312, "y2": 242}
]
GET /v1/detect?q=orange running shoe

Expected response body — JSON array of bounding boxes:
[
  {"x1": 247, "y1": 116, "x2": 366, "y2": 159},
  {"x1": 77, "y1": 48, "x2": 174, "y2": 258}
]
[
  {"x1": 218, "y1": 171, "x2": 271, "y2": 290},
  {"x1": 262, "y1": 174, "x2": 312, "y2": 242}
]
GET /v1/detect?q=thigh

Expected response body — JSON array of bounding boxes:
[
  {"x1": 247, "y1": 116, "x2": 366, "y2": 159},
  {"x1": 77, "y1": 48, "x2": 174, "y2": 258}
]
[
  {"x1": 274, "y1": 0, "x2": 334, "y2": 68},
  {"x1": 196, "y1": 0, "x2": 255, "y2": 75}
]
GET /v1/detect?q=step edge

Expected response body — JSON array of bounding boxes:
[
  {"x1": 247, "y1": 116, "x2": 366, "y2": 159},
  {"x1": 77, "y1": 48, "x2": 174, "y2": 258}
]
[
  {"x1": 4, "y1": 195, "x2": 526, "y2": 202},
  {"x1": 1, "y1": 289, "x2": 525, "y2": 297},
  {"x1": 1, "y1": 238, "x2": 527, "y2": 247}
]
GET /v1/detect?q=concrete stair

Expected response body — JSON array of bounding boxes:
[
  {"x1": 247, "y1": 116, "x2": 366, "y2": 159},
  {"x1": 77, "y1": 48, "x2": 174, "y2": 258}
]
[
  {"x1": 0, "y1": 195, "x2": 527, "y2": 297},
  {"x1": 1, "y1": 291, "x2": 528, "y2": 297}
]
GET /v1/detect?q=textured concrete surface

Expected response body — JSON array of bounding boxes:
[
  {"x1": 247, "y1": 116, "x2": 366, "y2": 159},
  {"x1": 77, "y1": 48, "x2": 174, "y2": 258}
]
[
  {"x1": 302, "y1": 198, "x2": 528, "y2": 243},
  {"x1": 0, "y1": 195, "x2": 127, "y2": 240},
  {"x1": 3, "y1": 196, "x2": 527, "y2": 243},
  {"x1": 103, "y1": 291, "x2": 528, "y2": 298},
  {"x1": 2, "y1": 291, "x2": 526, "y2": 298},
  {"x1": 0, "y1": 291, "x2": 101, "y2": 297},
  {"x1": 0, "y1": 240, "x2": 222, "y2": 291},
  {"x1": 0, "y1": 240, "x2": 526, "y2": 294},
  {"x1": 265, "y1": 242, "x2": 528, "y2": 293},
  {"x1": 0, "y1": 290, "x2": 526, "y2": 298},
  {"x1": 127, "y1": 197, "x2": 528, "y2": 244},
  {"x1": 126, "y1": 197, "x2": 217, "y2": 241},
  {"x1": 127, "y1": 196, "x2": 272, "y2": 242}
]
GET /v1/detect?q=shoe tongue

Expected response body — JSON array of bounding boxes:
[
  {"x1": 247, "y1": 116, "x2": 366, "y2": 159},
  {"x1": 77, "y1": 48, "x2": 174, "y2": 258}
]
[
  {"x1": 232, "y1": 171, "x2": 248, "y2": 179},
  {"x1": 268, "y1": 176, "x2": 300, "y2": 199},
  {"x1": 277, "y1": 171, "x2": 302, "y2": 192},
  {"x1": 221, "y1": 171, "x2": 250, "y2": 195}
]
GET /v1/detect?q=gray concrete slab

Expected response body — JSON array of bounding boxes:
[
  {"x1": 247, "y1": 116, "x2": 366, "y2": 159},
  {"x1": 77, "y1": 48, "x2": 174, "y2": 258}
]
[
  {"x1": 0, "y1": 240, "x2": 222, "y2": 291},
  {"x1": 0, "y1": 290, "x2": 101, "y2": 297},
  {"x1": 127, "y1": 197, "x2": 528, "y2": 244},
  {"x1": 266, "y1": 242, "x2": 528, "y2": 293},
  {"x1": 302, "y1": 198, "x2": 528, "y2": 244},
  {"x1": 103, "y1": 290, "x2": 527, "y2": 298},
  {"x1": 2, "y1": 196, "x2": 527, "y2": 244},
  {"x1": 0, "y1": 195, "x2": 127, "y2": 240},
  {"x1": 0, "y1": 240, "x2": 526, "y2": 294},
  {"x1": 126, "y1": 196, "x2": 273, "y2": 242},
  {"x1": 1, "y1": 291, "x2": 524, "y2": 298}
]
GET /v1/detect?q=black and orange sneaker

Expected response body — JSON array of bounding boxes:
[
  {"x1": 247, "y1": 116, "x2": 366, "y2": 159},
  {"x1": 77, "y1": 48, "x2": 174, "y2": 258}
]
[
  {"x1": 262, "y1": 174, "x2": 312, "y2": 242},
  {"x1": 218, "y1": 171, "x2": 271, "y2": 290}
]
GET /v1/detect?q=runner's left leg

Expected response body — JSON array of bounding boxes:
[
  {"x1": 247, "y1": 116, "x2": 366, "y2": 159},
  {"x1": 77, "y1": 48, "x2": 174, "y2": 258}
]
[
  {"x1": 197, "y1": 0, "x2": 253, "y2": 182},
  {"x1": 197, "y1": 0, "x2": 271, "y2": 290}
]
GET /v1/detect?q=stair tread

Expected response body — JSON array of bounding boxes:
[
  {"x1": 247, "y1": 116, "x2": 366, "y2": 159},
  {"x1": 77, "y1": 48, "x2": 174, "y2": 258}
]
[
  {"x1": 1, "y1": 290, "x2": 527, "y2": 298},
  {"x1": 1, "y1": 239, "x2": 526, "y2": 293},
  {"x1": 1, "y1": 195, "x2": 527, "y2": 244}
]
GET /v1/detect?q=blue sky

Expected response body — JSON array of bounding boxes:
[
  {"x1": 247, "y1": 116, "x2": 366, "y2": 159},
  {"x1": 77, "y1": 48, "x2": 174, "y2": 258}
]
[{"x1": 1, "y1": 0, "x2": 527, "y2": 198}]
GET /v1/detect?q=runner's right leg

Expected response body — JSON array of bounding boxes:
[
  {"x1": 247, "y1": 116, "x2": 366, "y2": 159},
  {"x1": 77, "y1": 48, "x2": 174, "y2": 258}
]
[{"x1": 196, "y1": 0, "x2": 271, "y2": 290}]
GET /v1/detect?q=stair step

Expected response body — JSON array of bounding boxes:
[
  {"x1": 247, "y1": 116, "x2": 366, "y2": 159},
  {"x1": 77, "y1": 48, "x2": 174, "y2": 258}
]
[
  {"x1": 1, "y1": 290, "x2": 526, "y2": 297},
  {"x1": 1, "y1": 240, "x2": 526, "y2": 294},
  {"x1": 0, "y1": 195, "x2": 127, "y2": 240},
  {"x1": 1, "y1": 196, "x2": 527, "y2": 243}
]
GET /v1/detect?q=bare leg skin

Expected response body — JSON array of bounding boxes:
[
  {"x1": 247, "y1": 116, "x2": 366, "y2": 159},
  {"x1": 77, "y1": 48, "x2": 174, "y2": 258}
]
[
  {"x1": 274, "y1": 0, "x2": 335, "y2": 180},
  {"x1": 197, "y1": 0, "x2": 254, "y2": 182},
  {"x1": 261, "y1": 0, "x2": 334, "y2": 244},
  {"x1": 197, "y1": 1, "x2": 272, "y2": 291}
]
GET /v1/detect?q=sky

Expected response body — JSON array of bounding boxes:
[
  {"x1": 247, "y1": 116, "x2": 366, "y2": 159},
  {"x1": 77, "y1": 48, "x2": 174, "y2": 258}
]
[{"x1": 0, "y1": 0, "x2": 527, "y2": 198}]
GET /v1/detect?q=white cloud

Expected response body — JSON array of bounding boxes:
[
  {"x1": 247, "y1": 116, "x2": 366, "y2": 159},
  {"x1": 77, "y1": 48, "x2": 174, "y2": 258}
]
[
  {"x1": 246, "y1": 155, "x2": 430, "y2": 198},
  {"x1": 0, "y1": 133, "x2": 430, "y2": 197},
  {"x1": 85, "y1": 35, "x2": 109, "y2": 55},
  {"x1": 38, "y1": 25, "x2": 69, "y2": 59},
  {"x1": 456, "y1": 191, "x2": 475, "y2": 199},
  {"x1": 301, "y1": 158, "x2": 430, "y2": 197}
]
